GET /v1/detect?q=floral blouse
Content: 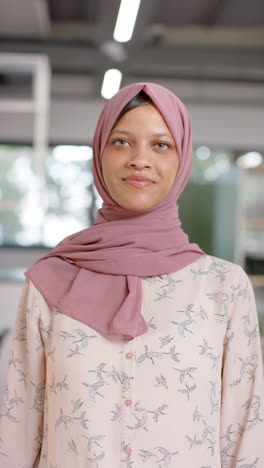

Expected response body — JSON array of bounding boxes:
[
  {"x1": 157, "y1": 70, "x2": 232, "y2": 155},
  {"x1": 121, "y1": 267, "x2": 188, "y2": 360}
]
[{"x1": 0, "y1": 254, "x2": 263, "y2": 468}]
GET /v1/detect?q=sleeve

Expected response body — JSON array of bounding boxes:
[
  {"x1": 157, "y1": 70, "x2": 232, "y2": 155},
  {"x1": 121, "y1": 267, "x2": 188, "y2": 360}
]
[
  {"x1": 220, "y1": 265, "x2": 264, "y2": 467},
  {"x1": 0, "y1": 279, "x2": 46, "y2": 467}
]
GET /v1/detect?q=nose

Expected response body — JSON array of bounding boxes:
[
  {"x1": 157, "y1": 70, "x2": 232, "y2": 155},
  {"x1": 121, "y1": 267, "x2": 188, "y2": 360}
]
[{"x1": 127, "y1": 147, "x2": 152, "y2": 170}]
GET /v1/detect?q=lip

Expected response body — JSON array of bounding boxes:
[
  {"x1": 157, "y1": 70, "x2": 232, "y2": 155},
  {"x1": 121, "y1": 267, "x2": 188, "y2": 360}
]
[{"x1": 123, "y1": 175, "x2": 155, "y2": 187}]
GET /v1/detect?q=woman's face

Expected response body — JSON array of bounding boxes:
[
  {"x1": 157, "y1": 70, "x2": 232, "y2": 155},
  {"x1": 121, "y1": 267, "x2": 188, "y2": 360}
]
[{"x1": 101, "y1": 103, "x2": 180, "y2": 212}]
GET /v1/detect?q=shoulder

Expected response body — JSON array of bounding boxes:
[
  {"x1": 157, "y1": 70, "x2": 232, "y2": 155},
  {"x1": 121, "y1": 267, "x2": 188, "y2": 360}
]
[
  {"x1": 198, "y1": 255, "x2": 255, "y2": 306},
  {"x1": 199, "y1": 254, "x2": 249, "y2": 280},
  {"x1": 23, "y1": 277, "x2": 43, "y2": 299},
  {"x1": 22, "y1": 278, "x2": 54, "y2": 316}
]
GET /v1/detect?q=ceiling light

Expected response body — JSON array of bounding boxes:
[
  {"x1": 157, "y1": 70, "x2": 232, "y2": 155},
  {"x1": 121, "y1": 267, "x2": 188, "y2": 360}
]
[
  {"x1": 113, "y1": 0, "x2": 141, "y2": 43},
  {"x1": 236, "y1": 152, "x2": 263, "y2": 169},
  {"x1": 100, "y1": 41, "x2": 127, "y2": 62},
  {"x1": 101, "y1": 69, "x2": 122, "y2": 99}
]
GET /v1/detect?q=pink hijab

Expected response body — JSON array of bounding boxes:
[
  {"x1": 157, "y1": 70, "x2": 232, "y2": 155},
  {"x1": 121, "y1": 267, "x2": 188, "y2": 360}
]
[{"x1": 25, "y1": 82, "x2": 205, "y2": 341}]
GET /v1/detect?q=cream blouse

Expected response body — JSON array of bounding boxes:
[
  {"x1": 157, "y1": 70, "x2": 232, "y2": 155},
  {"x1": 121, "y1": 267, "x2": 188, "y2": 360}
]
[{"x1": 0, "y1": 254, "x2": 263, "y2": 468}]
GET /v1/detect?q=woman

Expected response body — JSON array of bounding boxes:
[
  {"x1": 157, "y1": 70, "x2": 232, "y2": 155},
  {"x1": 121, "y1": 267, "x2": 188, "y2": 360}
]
[{"x1": 0, "y1": 82, "x2": 263, "y2": 467}]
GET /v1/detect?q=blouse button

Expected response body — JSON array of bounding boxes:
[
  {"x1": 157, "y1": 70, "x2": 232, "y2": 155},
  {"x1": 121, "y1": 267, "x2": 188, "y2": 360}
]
[
  {"x1": 124, "y1": 446, "x2": 132, "y2": 455},
  {"x1": 124, "y1": 399, "x2": 132, "y2": 406},
  {"x1": 125, "y1": 352, "x2": 133, "y2": 359}
]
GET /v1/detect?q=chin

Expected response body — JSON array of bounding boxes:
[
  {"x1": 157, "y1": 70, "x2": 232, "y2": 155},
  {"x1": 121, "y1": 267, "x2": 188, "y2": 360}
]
[
  {"x1": 113, "y1": 193, "x2": 162, "y2": 212},
  {"x1": 120, "y1": 202, "x2": 156, "y2": 212}
]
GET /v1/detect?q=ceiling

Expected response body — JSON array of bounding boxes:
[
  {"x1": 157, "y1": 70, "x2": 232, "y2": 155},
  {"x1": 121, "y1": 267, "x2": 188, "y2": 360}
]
[
  {"x1": 0, "y1": 0, "x2": 263, "y2": 98},
  {"x1": 45, "y1": 0, "x2": 264, "y2": 25}
]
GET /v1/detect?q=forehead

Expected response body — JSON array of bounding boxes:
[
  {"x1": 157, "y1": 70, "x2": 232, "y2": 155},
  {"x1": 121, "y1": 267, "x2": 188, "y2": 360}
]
[{"x1": 112, "y1": 103, "x2": 173, "y2": 135}]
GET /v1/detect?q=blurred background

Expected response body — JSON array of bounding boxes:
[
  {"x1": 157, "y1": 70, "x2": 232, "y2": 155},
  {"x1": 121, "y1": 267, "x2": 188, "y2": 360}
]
[{"x1": 0, "y1": 0, "x2": 263, "y2": 388}]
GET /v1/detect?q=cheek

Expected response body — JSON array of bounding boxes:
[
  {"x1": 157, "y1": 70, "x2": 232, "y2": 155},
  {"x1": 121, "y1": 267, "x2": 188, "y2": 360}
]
[
  {"x1": 101, "y1": 155, "x2": 114, "y2": 197},
  {"x1": 101, "y1": 153, "x2": 122, "y2": 200},
  {"x1": 101, "y1": 158, "x2": 108, "y2": 183},
  {"x1": 163, "y1": 159, "x2": 180, "y2": 189},
  {"x1": 101, "y1": 153, "x2": 113, "y2": 184}
]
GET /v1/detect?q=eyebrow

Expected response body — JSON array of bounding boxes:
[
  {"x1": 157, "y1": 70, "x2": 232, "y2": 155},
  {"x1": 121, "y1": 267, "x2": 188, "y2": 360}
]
[{"x1": 110, "y1": 128, "x2": 173, "y2": 139}]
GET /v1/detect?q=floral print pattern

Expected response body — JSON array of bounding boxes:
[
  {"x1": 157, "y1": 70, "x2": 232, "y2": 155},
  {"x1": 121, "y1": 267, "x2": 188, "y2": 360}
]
[{"x1": 0, "y1": 254, "x2": 263, "y2": 467}]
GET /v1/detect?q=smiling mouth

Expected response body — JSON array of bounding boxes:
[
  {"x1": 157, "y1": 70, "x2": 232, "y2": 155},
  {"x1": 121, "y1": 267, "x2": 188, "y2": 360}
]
[{"x1": 123, "y1": 178, "x2": 154, "y2": 187}]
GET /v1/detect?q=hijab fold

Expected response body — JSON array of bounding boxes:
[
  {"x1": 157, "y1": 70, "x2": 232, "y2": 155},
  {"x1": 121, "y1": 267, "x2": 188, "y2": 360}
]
[{"x1": 25, "y1": 82, "x2": 205, "y2": 341}]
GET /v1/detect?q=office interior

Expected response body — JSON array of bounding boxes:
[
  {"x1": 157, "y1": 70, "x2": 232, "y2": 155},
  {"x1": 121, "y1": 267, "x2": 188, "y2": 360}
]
[{"x1": 0, "y1": 0, "x2": 264, "y2": 391}]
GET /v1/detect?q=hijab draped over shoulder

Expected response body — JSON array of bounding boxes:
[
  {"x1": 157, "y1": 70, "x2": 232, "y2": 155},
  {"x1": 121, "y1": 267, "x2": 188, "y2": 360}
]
[{"x1": 25, "y1": 82, "x2": 205, "y2": 341}]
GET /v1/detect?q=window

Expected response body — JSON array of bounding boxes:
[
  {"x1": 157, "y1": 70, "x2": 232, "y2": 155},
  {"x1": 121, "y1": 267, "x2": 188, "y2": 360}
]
[{"x1": 0, "y1": 144, "x2": 102, "y2": 247}]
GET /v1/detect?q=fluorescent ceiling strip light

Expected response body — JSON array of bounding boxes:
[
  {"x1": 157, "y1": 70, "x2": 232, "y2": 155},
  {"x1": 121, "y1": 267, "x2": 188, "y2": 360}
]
[
  {"x1": 101, "y1": 69, "x2": 122, "y2": 99},
  {"x1": 113, "y1": 0, "x2": 141, "y2": 42}
]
